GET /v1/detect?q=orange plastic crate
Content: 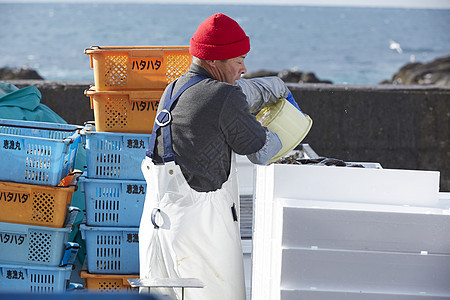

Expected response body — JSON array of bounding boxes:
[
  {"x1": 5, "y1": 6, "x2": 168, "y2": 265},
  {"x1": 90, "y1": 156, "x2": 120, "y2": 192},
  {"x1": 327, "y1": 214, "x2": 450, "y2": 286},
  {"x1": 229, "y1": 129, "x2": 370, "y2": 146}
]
[
  {"x1": 85, "y1": 87, "x2": 163, "y2": 133},
  {"x1": 0, "y1": 179, "x2": 77, "y2": 227},
  {"x1": 80, "y1": 270, "x2": 139, "y2": 292},
  {"x1": 85, "y1": 46, "x2": 192, "y2": 91}
]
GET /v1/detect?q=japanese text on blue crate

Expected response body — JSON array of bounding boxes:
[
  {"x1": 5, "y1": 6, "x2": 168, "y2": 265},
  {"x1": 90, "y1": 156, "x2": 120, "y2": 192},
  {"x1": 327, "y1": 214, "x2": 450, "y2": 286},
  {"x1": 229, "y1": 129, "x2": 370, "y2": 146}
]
[
  {"x1": 127, "y1": 184, "x2": 145, "y2": 194},
  {"x1": 0, "y1": 191, "x2": 29, "y2": 203},
  {"x1": 127, "y1": 139, "x2": 147, "y2": 149},
  {"x1": 0, "y1": 233, "x2": 25, "y2": 245},
  {"x1": 6, "y1": 270, "x2": 25, "y2": 280},
  {"x1": 131, "y1": 59, "x2": 162, "y2": 71},
  {"x1": 127, "y1": 233, "x2": 139, "y2": 243},
  {"x1": 131, "y1": 101, "x2": 159, "y2": 112},
  {"x1": 3, "y1": 140, "x2": 21, "y2": 150}
]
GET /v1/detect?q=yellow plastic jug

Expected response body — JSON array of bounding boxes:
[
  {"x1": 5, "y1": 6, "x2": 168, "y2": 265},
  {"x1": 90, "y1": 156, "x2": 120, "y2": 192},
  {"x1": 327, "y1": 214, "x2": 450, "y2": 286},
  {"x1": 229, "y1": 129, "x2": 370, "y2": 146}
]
[{"x1": 256, "y1": 98, "x2": 313, "y2": 162}]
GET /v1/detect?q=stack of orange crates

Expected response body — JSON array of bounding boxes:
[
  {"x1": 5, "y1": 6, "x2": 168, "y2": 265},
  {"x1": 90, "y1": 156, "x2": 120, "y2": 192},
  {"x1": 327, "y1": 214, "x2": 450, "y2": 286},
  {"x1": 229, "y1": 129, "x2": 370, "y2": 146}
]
[
  {"x1": 84, "y1": 46, "x2": 192, "y2": 134},
  {"x1": 80, "y1": 46, "x2": 191, "y2": 292}
]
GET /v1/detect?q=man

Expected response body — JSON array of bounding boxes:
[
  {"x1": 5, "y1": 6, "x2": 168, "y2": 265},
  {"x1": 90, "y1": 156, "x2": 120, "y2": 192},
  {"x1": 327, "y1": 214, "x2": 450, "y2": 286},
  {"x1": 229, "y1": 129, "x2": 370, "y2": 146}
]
[{"x1": 139, "y1": 13, "x2": 282, "y2": 300}]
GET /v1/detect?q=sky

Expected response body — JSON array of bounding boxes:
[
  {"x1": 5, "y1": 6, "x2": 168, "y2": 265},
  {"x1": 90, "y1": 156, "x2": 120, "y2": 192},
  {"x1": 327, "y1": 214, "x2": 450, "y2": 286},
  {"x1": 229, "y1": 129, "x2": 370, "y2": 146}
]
[{"x1": 2, "y1": 0, "x2": 450, "y2": 9}]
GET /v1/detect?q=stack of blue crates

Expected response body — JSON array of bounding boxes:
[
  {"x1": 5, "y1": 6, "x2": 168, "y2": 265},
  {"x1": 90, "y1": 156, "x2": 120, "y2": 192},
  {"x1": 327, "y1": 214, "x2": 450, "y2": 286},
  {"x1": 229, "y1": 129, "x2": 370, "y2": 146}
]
[
  {"x1": 79, "y1": 123, "x2": 150, "y2": 291},
  {"x1": 80, "y1": 45, "x2": 192, "y2": 291},
  {"x1": 0, "y1": 119, "x2": 82, "y2": 293}
]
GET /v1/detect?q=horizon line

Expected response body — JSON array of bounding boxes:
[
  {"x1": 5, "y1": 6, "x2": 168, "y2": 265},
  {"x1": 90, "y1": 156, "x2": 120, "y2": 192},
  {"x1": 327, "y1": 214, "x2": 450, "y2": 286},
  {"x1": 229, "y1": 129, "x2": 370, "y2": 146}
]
[{"x1": 1, "y1": 0, "x2": 450, "y2": 9}]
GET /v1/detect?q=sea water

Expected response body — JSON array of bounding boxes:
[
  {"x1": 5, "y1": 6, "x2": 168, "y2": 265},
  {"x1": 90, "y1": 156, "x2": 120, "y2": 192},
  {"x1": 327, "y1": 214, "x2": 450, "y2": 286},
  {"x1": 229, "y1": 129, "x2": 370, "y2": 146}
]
[{"x1": 1, "y1": 3, "x2": 449, "y2": 84}]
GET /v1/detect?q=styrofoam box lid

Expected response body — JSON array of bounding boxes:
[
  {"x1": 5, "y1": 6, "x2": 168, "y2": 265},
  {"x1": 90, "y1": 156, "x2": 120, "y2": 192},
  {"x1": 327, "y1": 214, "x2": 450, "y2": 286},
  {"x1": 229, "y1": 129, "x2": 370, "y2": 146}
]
[{"x1": 256, "y1": 164, "x2": 440, "y2": 207}]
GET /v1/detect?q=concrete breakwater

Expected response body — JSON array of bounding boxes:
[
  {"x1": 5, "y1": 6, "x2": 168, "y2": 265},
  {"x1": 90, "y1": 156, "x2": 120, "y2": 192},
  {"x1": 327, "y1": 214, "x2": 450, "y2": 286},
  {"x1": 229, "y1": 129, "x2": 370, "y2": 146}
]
[{"x1": 5, "y1": 80, "x2": 450, "y2": 192}]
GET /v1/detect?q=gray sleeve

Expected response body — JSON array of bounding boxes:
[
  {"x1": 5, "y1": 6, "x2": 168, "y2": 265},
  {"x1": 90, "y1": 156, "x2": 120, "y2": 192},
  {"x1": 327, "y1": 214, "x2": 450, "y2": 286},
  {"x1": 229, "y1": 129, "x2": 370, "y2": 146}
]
[
  {"x1": 220, "y1": 86, "x2": 267, "y2": 156},
  {"x1": 236, "y1": 77, "x2": 290, "y2": 114},
  {"x1": 247, "y1": 128, "x2": 282, "y2": 165}
]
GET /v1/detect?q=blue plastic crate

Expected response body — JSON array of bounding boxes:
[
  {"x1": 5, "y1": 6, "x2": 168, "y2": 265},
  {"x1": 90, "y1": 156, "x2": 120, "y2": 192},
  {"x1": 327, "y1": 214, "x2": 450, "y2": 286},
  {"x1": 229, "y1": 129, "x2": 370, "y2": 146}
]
[
  {"x1": 0, "y1": 209, "x2": 78, "y2": 267},
  {"x1": 79, "y1": 176, "x2": 146, "y2": 227},
  {"x1": 0, "y1": 263, "x2": 72, "y2": 293},
  {"x1": 81, "y1": 123, "x2": 150, "y2": 180},
  {"x1": 0, "y1": 119, "x2": 82, "y2": 186},
  {"x1": 80, "y1": 224, "x2": 139, "y2": 274}
]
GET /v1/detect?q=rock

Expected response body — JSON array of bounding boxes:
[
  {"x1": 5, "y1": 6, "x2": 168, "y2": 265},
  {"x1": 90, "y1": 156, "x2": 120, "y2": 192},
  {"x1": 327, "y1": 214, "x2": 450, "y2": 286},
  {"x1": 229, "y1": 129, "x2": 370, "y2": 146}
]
[
  {"x1": 382, "y1": 55, "x2": 450, "y2": 86},
  {"x1": 244, "y1": 68, "x2": 332, "y2": 84},
  {"x1": 0, "y1": 67, "x2": 44, "y2": 80},
  {"x1": 298, "y1": 72, "x2": 333, "y2": 84},
  {"x1": 277, "y1": 70, "x2": 302, "y2": 83},
  {"x1": 277, "y1": 69, "x2": 303, "y2": 83},
  {"x1": 278, "y1": 69, "x2": 332, "y2": 84}
]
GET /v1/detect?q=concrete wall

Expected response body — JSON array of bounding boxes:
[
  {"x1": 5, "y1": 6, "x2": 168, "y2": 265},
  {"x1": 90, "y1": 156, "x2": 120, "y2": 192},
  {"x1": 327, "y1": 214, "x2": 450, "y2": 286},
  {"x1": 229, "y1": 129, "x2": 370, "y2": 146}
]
[{"x1": 6, "y1": 80, "x2": 449, "y2": 191}]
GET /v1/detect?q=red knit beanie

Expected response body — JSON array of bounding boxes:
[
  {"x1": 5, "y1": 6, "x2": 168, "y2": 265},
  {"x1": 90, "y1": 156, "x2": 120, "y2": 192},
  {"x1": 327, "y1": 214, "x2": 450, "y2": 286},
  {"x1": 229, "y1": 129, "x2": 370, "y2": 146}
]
[{"x1": 189, "y1": 13, "x2": 250, "y2": 60}]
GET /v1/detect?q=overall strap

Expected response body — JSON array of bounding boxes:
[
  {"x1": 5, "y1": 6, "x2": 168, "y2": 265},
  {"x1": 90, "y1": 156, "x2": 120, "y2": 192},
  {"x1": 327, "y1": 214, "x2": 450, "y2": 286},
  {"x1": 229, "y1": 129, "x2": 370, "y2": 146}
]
[{"x1": 146, "y1": 74, "x2": 208, "y2": 162}]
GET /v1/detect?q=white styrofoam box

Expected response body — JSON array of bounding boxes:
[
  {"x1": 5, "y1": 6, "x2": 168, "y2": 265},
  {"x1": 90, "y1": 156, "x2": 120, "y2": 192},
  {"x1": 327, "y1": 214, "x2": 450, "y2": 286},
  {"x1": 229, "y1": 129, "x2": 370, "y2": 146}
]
[
  {"x1": 281, "y1": 248, "x2": 450, "y2": 296},
  {"x1": 252, "y1": 197, "x2": 450, "y2": 299},
  {"x1": 439, "y1": 192, "x2": 450, "y2": 209},
  {"x1": 252, "y1": 163, "x2": 443, "y2": 300},
  {"x1": 236, "y1": 154, "x2": 254, "y2": 196},
  {"x1": 256, "y1": 164, "x2": 440, "y2": 207},
  {"x1": 280, "y1": 198, "x2": 450, "y2": 254},
  {"x1": 242, "y1": 239, "x2": 252, "y2": 300},
  {"x1": 439, "y1": 192, "x2": 450, "y2": 200},
  {"x1": 252, "y1": 194, "x2": 284, "y2": 300},
  {"x1": 280, "y1": 289, "x2": 450, "y2": 300}
]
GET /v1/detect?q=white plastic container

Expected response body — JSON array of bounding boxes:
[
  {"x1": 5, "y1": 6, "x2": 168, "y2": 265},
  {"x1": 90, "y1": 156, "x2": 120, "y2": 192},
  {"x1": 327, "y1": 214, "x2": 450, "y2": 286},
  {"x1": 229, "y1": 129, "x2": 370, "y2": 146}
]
[
  {"x1": 256, "y1": 98, "x2": 312, "y2": 162},
  {"x1": 251, "y1": 163, "x2": 445, "y2": 300}
]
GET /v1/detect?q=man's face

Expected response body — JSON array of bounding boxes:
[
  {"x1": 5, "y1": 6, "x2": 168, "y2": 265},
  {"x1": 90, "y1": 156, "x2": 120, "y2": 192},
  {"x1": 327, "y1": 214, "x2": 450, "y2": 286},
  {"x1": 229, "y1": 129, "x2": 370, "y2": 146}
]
[{"x1": 213, "y1": 55, "x2": 247, "y2": 85}]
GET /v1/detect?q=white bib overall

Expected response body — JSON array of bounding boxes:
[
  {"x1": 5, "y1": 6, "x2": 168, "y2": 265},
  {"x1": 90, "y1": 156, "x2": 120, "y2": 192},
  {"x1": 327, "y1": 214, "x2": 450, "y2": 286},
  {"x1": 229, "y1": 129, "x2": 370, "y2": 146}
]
[{"x1": 139, "y1": 75, "x2": 246, "y2": 300}]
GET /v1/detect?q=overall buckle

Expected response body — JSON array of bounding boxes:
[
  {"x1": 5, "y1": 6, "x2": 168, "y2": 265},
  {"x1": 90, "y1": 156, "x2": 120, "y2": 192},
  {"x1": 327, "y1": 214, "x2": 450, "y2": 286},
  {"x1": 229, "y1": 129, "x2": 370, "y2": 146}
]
[{"x1": 155, "y1": 109, "x2": 172, "y2": 127}]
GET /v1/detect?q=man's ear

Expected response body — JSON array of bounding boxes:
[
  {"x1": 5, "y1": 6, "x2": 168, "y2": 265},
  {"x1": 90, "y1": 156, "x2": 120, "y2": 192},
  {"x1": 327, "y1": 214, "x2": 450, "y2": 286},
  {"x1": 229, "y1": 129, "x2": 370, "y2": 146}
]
[{"x1": 205, "y1": 60, "x2": 216, "y2": 67}]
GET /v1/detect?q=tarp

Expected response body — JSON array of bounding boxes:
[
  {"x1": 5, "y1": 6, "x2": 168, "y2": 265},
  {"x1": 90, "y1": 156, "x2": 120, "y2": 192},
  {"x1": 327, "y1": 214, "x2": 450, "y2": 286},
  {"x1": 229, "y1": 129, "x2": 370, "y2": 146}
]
[{"x1": 0, "y1": 82, "x2": 67, "y2": 123}]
